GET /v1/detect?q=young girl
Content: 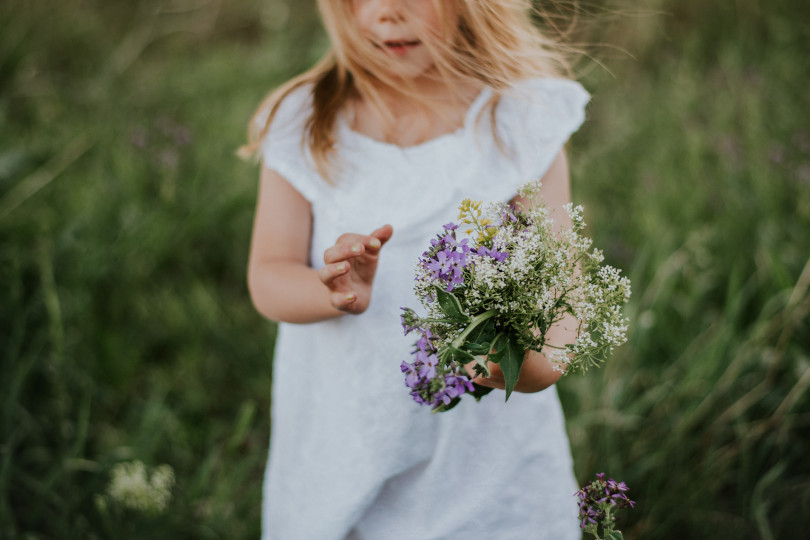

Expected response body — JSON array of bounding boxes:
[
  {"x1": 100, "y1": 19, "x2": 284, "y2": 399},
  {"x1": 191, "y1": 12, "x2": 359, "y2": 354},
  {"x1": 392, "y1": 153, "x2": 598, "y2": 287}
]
[{"x1": 244, "y1": 1, "x2": 589, "y2": 538}]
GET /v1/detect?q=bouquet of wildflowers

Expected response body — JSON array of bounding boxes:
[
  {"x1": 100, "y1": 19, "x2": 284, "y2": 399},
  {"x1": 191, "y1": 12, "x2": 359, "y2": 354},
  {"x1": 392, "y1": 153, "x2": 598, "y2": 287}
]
[
  {"x1": 576, "y1": 473, "x2": 636, "y2": 539},
  {"x1": 400, "y1": 181, "x2": 631, "y2": 412}
]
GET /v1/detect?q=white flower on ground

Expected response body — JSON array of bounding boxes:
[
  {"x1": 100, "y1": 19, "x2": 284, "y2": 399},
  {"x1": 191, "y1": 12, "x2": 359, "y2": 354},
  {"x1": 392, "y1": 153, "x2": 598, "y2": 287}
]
[{"x1": 105, "y1": 460, "x2": 175, "y2": 514}]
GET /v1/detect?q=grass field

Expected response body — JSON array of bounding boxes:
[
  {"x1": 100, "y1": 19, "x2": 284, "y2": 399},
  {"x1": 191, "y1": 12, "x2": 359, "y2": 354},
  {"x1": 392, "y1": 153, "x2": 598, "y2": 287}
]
[{"x1": 2, "y1": 0, "x2": 809, "y2": 538}]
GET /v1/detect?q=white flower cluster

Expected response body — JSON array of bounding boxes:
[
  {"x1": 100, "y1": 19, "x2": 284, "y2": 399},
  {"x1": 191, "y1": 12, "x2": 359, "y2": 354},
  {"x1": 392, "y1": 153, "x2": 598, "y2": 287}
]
[{"x1": 104, "y1": 460, "x2": 175, "y2": 514}]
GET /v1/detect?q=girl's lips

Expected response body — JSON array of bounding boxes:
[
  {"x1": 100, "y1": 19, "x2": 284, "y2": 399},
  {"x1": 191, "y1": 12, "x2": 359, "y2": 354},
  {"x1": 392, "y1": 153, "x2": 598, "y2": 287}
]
[{"x1": 381, "y1": 39, "x2": 421, "y2": 56}]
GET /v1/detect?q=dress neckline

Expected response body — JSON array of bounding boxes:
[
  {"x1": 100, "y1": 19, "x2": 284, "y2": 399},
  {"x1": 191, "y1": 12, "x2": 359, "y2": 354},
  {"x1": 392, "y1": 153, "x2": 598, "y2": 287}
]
[{"x1": 337, "y1": 87, "x2": 493, "y2": 153}]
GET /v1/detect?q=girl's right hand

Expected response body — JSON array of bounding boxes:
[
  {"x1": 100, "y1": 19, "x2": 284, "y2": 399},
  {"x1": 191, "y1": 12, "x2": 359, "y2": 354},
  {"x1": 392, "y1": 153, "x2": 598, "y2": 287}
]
[{"x1": 318, "y1": 224, "x2": 394, "y2": 314}]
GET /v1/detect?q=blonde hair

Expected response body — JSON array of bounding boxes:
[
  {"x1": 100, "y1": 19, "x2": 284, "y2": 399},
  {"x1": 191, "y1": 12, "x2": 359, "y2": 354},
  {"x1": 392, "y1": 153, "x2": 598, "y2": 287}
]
[{"x1": 241, "y1": 0, "x2": 577, "y2": 182}]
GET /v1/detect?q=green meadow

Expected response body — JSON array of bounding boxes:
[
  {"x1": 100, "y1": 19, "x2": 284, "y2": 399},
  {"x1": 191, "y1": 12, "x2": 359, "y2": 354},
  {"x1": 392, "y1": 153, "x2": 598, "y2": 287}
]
[{"x1": 1, "y1": 0, "x2": 808, "y2": 538}]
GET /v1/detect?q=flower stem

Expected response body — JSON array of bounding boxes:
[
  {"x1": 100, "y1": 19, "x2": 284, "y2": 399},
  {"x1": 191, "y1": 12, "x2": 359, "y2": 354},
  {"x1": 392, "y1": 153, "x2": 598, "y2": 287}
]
[{"x1": 451, "y1": 309, "x2": 497, "y2": 349}]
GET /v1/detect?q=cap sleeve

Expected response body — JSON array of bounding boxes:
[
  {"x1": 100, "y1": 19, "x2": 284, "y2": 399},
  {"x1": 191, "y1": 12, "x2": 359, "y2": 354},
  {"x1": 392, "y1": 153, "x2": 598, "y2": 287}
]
[
  {"x1": 257, "y1": 84, "x2": 325, "y2": 203},
  {"x1": 496, "y1": 78, "x2": 590, "y2": 182}
]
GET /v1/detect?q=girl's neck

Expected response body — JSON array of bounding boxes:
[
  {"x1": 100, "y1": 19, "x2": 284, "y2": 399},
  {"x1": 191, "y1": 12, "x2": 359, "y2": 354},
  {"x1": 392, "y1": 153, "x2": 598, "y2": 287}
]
[{"x1": 349, "y1": 77, "x2": 482, "y2": 148}]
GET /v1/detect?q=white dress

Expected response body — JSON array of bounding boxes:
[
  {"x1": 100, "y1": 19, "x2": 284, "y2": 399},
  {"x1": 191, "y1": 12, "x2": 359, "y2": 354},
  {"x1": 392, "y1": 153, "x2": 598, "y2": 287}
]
[{"x1": 258, "y1": 77, "x2": 589, "y2": 540}]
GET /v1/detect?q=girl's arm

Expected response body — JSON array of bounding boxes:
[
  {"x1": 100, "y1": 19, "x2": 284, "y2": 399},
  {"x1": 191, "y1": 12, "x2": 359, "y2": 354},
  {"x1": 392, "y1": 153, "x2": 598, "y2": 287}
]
[
  {"x1": 247, "y1": 166, "x2": 393, "y2": 324},
  {"x1": 472, "y1": 150, "x2": 579, "y2": 393}
]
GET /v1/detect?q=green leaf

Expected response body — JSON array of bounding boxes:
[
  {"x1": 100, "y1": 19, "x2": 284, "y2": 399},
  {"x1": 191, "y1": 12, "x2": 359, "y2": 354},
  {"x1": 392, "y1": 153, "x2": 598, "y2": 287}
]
[
  {"x1": 605, "y1": 532, "x2": 624, "y2": 540},
  {"x1": 536, "y1": 316, "x2": 547, "y2": 338},
  {"x1": 432, "y1": 396, "x2": 461, "y2": 413},
  {"x1": 464, "y1": 315, "x2": 495, "y2": 345},
  {"x1": 433, "y1": 286, "x2": 468, "y2": 322},
  {"x1": 487, "y1": 333, "x2": 507, "y2": 364},
  {"x1": 462, "y1": 342, "x2": 491, "y2": 355},
  {"x1": 489, "y1": 334, "x2": 524, "y2": 401},
  {"x1": 446, "y1": 346, "x2": 475, "y2": 364},
  {"x1": 471, "y1": 354, "x2": 490, "y2": 378},
  {"x1": 439, "y1": 347, "x2": 454, "y2": 366},
  {"x1": 470, "y1": 383, "x2": 494, "y2": 401}
]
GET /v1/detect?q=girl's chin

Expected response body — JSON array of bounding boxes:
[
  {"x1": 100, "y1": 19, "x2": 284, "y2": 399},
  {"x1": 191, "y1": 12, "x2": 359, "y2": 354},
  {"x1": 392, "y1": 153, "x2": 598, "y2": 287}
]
[
  {"x1": 379, "y1": 71, "x2": 440, "y2": 88},
  {"x1": 380, "y1": 61, "x2": 438, "y2": 82}
]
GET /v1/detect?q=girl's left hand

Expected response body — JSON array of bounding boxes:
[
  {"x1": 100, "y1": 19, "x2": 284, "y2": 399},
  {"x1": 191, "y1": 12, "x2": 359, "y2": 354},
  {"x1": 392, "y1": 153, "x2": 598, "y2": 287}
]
[
  {"x1": 465, "y1": 315, "x2": 576, "y2": 393},
  {"x1": 467, "y1": 151, "x2": 573, "y2": 393},
  {"x1": 467, "y1": 350, "x2": 563, "y2": 394}
]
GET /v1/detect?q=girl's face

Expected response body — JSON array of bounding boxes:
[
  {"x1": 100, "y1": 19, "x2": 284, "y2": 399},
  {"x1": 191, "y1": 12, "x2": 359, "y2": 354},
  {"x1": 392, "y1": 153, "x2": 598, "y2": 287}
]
[{"x1": 350, "y1": 0, "x2": 447, "y2": 80}]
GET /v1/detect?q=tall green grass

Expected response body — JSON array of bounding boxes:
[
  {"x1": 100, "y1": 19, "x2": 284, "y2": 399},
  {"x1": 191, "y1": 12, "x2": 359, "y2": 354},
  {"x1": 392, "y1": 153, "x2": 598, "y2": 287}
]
[
  {"x1": 0, "y1": 1, "x2": 322, "y2": 537},
  {"x1": 562, "y1": 1, "x2": 810, "y2": 537},
  {"x1": 1, "y1": 0, "x2": 808, "y2": 538}
]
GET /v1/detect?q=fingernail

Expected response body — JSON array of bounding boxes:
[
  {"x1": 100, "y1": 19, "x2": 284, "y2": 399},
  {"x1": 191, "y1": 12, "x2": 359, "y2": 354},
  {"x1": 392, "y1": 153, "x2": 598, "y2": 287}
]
[
  {"x1": 336, "y1": 262, "x2": 346, "y2": 272},
  {"x1": 351, "y1": 244, "x2": 361, "y2": 253},
  {"x1": 369, "y1": 238, "x2": 381, "y2": 249}
]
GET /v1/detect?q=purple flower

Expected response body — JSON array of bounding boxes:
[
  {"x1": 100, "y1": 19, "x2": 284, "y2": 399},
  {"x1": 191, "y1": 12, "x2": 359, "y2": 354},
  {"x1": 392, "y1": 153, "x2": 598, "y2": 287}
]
[
  {"x1": 400, "y1": 332, "x2": 475, "y2": 408},
  {"x1": 421, "y1": 234, "x2": 472, "y2": 291},
  {"x1": 476, "y1": 245, "x2": 509, "y2": 262},
  {"x1": 400, "y1": 307, "x2": 421, "y2": 335},
  {"x1": 443, "y1": 222, "x2": 459, "y2": 231},
  {"x1": 400, "y1": 316, "x2": 413, "y2": 335},
  {"x1": 501, "y1": 204, "x2": 518, "y2": 224},
  {"x1": 416, "y1": 328, "x2": 435, "y2": 352},
  {"x1": 417, "y1": 352, "x2": 438, "y2": 379},
  {"x1": 575, "y1": 473, "x2": 635, "y2": 535}
]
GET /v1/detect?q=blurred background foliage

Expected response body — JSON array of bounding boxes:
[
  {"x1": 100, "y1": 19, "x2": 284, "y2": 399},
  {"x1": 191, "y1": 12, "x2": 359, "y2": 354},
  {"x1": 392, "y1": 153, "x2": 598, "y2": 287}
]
[{"x1": 1, "y1": 0, "x2": 808, "y2": 538}]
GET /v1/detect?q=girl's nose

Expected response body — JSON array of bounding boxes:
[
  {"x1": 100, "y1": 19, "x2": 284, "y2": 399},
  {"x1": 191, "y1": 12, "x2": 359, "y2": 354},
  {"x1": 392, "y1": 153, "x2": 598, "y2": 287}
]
[{"x1": 375, "y1": 0, "x2": 405, "y2": 23}]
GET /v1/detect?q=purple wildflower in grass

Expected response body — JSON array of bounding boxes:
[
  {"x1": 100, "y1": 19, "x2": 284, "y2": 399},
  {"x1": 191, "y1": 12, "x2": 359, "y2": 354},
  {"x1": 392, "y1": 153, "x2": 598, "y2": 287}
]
[{"x1": 576, "y1": 473, "x2": 635, "y2": 539}]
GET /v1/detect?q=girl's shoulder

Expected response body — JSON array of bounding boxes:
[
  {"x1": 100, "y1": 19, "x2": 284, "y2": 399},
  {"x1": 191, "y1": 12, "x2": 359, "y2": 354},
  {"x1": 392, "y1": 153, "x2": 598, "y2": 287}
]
[
  {"x1": 492, "y1": 77, "x2": 589, "y2": 151},
  {"x1": 256, "y1": 83, "x2": 315, "y2": 144},
  {"x1": 257, "y1": 83, "x2": 325, "y2": 203},
  {"x1": 489, "y1": 77, "x2": 590, "y2": 182},
  {"x1": 496, "y1": 77, "x2": 590, "y2": 135}
]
